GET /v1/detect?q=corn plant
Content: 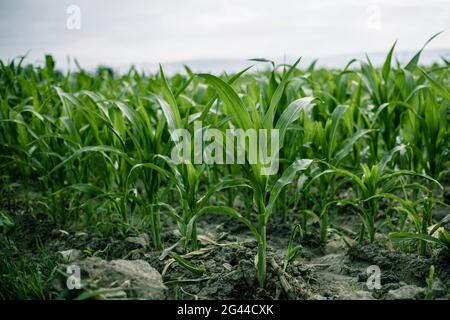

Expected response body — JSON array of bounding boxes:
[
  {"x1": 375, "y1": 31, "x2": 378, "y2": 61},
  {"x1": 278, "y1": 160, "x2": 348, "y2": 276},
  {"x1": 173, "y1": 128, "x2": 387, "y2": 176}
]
[
  {"x1": 150, "y1": 66, "x2": 253, "y2": 250},
  {"x1": 384, "y1": 194, "x2": 450, "y2": 254},
  {"x1": 306, "y1": 152, "x2": 442, "y2": 243},
  {"x1": 198, "y1": 59, "x2": 316, "y2": 287}
]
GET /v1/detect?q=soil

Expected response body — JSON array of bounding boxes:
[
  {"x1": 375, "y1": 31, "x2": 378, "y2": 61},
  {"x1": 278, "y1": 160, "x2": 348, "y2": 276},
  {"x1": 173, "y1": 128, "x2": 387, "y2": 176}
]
[{"x1": 2, "y1": 201, "x2": 449, "y2": 300}]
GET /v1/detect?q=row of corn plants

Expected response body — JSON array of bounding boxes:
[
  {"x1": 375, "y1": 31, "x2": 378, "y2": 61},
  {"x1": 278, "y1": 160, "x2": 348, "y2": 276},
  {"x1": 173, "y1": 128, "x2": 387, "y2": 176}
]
[{"x1": 1, "y1": 36, "x2": 449, "y2": 288}]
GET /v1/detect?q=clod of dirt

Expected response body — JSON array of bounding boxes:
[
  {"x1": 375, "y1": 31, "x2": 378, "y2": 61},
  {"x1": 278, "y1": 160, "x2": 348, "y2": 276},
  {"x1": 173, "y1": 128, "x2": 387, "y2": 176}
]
[
  {"x1": 385, "y1": 285, "x2": 425, "y2": 300},
  {"x1": 125, "y1": 234, "x2": 149, "y2": 249},
  {"x1": 347, "y1": 242, "x2": 432, "y2": 286},
  {"x1": 76, "y1": 257, "x2": 167, "y2": 299}
]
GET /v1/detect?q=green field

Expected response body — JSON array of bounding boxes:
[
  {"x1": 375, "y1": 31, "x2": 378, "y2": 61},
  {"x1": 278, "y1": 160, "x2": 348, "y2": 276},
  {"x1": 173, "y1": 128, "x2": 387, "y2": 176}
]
[{"x1": 0, "y1": 40, "x2": 449, "y2": 300}]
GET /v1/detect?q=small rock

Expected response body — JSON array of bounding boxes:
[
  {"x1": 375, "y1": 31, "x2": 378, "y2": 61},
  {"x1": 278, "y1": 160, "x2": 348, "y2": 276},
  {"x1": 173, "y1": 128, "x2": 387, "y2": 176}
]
[
  {"x1": 340, "y1": 290, "x2": 375, "y2": 300},
  {"x1": 104, "y1": 290, "x2": 127, "y2": 300},
  {"x1": 243, "y1": 240, "x2": 257, "y2": 249},
  {"x1": 223, "y1": 263, "x2": 233, "y2": 271},
  {"x1": 52, "y1": 229, "x2": 70, "y2": 238},
  {"x1": 75, "y1": 232, "x2": 88, "y2": 238},
  {"x1": 126, "y1": 234, "x2": 149, "y2": 248},
  {"x1": 297, "y1": 264, "x2": 313, "y2": 273},
  {"x1": 385, "y1": 285, "x2": 425, "y2": 300},
  {"x1": 76, "y1": 257, "x2": 166, "y2": 299},
  {"x1": 58, "y1": 249, "x2": 82, "y2": 263}
]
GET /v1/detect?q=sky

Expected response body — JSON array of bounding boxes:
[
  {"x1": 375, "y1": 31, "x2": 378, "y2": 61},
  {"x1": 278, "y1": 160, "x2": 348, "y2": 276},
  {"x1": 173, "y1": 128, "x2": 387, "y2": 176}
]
[{"x1": 0, "y1": 0, "x2": 449, "y2": 71}]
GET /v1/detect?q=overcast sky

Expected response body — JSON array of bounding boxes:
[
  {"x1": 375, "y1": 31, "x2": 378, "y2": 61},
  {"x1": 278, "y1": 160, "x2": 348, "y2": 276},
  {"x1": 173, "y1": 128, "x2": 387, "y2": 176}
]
[{"x1": 0, "y1": 0, "x2": 449, "y2": 70}]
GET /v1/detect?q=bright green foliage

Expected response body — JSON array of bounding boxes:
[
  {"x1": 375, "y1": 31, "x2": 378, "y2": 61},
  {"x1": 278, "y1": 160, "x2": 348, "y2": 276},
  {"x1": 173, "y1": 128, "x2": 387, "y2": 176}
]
[{"x1": 1, "y1": 36, "x2": 449, "y2": 291}]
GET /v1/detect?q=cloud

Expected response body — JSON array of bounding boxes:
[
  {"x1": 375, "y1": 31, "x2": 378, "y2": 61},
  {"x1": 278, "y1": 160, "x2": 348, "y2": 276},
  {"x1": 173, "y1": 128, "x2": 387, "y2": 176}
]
[{"x1": 0, "y1": 0, "x2": 448, "y2": 69}]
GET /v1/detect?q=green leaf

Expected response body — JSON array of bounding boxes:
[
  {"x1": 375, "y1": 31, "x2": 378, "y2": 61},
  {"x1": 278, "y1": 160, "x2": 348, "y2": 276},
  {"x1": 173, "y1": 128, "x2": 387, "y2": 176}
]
[
  {"x1": 187, "y1": 206, "x2": 260, "y2": 242},
  {"x1": 382, "y1": 41, "x2": 396, "y2": 81},
  {"x1": 380, "y1": 170, "x2": 443, "y2": 190},
  {"x1": 0, "y1": 211, "x2": 14, "y2": 234},
  {"x1": 390, "y1": 232, "x2": 446, "y2": 248},
  {"x1": 198, "y1": 74, "x2": 254, "y2": 131},
  {"x1": 328, "y1": 105, "x2": 349, "y2": 160},
  {"x1": 405, "y1": 31, "x2": 443, "y2": 71},
  {"x1": 418, "y1": 67, "x2": 450, "y2": 101},
  {"x1": 249, "y1": 58, "x2": 275, "y2": 68},
  {"x1": 198, "y1": 65, "x2": 253, "y2": 121},
  {"x1": 263, "y1": 57, "x2": 301, "y2": 128},
  {"x1": 275, "y1": 97, "x2": 316, "y2": 146},
  {"x1": 48, "y1": 145, "x2": 130, "y2": 176},
  {"x1": 159, "y1": 65, "x2": 182, "y2": 130},
  {"x1": 380, "y1": 144, "x2": 408, "y2": 171},
  {"x1": 438, "y1": 230, "x2": 450, "y2": 247},
  {"x1": 334, "y1": 129, "x2": 372, "y2": 165},
  {"x1": 170, "y1": 253, "x2": 206, "y2": 275},
  {"x1": 196, "y1": 177, "x2": 250, "y2": 208},
  {"x1": 266, "y1": 159, "x2": 313, "y2": 218}
]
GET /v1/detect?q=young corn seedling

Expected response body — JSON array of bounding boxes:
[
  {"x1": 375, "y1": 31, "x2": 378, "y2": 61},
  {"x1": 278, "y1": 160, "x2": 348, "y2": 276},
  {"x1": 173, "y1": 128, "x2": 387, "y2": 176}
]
[
  {"x1": 307, "y1": 150, "x2": 442, "y2": 243},
  {"x1": 153, "y1": 66, "x2": 251, "y2": 250},
  {"x1": 1, "y1": 44, "x2": 449, "y2": 298},
  {"x1": 295, "y1": 104, "x2": 372, "y2": 242},
  {"x1": 198, "y1": 59, "x2": 316, "y2": 287},
  {"x1": 359, "y1": 33, "x2": 444, "y2": 162},
  {"x1": 383, "y1": 194, "x2": 450, "y2": 255},
  {"x1": 283, "y1": 224, "x2": 303, "y2": 272},
  {"x1": 402, "y1": 81, "x2": 449, "y2": 180}
]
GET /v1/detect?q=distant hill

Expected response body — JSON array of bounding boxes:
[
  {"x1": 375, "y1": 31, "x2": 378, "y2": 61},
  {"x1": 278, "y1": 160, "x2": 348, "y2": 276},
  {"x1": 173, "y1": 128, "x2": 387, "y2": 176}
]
[{"x1": 130, "y1": 48, "x2": 449, "y2": 75}]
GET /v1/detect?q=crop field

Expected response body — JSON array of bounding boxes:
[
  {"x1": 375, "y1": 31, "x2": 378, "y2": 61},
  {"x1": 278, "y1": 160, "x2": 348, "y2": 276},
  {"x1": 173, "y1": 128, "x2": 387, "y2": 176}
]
[{"x1": 0, "y1": 40, "x2": 449, "y2": 300}]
